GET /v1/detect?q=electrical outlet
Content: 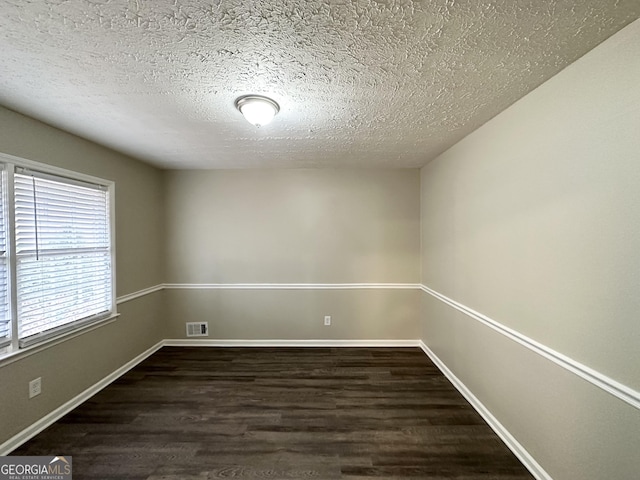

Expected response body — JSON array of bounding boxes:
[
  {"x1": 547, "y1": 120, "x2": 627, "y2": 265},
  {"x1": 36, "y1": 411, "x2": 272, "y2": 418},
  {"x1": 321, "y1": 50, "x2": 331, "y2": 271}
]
[
  {"x1": 324, "y1": 315, "x2": 331, "y2": 326},
  {"x1": 29, "y1": 377, "x2": 42, "y2": 398}
]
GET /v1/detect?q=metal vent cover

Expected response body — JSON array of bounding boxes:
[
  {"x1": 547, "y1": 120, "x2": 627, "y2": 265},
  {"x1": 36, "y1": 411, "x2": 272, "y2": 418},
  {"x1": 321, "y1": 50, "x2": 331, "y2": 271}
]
[{"x1": 186, "y1": 322, "x2": 208, "y2": 337}]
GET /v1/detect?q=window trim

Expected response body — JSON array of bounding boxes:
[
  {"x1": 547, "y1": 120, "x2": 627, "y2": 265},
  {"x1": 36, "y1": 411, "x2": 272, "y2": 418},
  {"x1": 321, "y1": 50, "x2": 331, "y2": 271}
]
[
  {"x1": 0, "y1": 311, "x2": 120, "y2": 367},
  {"x1": 0, "y1": 151, "x2": 117, "y2": 359}
]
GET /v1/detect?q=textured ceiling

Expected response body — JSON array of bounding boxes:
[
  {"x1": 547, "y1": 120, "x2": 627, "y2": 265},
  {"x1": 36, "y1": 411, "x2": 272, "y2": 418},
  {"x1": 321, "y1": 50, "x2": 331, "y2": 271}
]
[{"x1": 0, "y1": 1, "x2": 639, "y2": 169}]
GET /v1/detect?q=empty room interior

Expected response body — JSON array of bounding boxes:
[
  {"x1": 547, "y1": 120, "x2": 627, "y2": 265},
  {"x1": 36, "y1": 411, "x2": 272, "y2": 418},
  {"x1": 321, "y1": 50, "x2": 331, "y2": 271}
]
[{"x1": 0, "y1": 1, "x2": 639, "y2": 479}]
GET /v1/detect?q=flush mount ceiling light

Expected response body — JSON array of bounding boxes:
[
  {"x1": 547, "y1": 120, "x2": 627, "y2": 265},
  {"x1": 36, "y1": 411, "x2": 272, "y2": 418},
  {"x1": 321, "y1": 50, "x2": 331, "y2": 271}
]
[{"x1": 234, "y1": 95, "x2": 280, "y2": 127}]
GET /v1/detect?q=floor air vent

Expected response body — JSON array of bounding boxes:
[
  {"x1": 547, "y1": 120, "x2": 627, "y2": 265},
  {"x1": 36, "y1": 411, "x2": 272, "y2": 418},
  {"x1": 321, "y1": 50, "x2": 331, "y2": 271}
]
[{"x1": 186, "y1": 322, "x2": 208, "y2": 337}]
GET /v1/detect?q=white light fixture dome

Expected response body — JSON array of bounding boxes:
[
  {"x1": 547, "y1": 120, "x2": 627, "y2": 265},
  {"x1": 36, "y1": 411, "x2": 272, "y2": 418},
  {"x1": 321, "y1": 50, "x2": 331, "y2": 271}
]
[{"x1": 235, "y1": 95, "x2": 280, "y2": 127}]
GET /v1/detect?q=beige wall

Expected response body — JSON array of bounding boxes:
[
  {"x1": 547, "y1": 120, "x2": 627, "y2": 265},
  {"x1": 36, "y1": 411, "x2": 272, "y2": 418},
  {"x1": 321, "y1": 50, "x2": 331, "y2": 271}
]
[
  {"x1": 165, "y1": 169, "x2": 419, "y2": 284},
  {"x1": 420, "y1": 20, "x2": 640, "y2": 480},
  {"x1": 165, "y1": 289, "x2": 418, "y2": 340},
  {"x1": 0, "y1": 106, "x2": 165, "y2": 446},
  {"x1": 164, "y1": 169, "x2": 420, "y2": 339}
]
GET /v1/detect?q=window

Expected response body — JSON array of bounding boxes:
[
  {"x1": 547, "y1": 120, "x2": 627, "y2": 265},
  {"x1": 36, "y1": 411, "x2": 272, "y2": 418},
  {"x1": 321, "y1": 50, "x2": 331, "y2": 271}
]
[
  {"x1": 0, "y1": 166, "x2": 10, "y2": 349},
  {"x1": 0, "y1": 156, "x2": 115, "y2": 356}
]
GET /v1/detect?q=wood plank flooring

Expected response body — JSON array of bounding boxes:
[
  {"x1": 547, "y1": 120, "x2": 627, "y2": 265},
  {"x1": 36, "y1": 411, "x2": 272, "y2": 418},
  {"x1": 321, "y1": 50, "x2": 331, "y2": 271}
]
[{"x1": 12, "y1": 347, "x2": 535, "y2": 479}]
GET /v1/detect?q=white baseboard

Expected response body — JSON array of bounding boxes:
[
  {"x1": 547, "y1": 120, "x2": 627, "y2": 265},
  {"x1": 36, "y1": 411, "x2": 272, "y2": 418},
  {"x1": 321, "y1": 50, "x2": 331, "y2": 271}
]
[
  {"x1": 418, "y1": 340, "x2": 552, "y2": 480},
  {"x1": 164, "y1": 339, "x2": 421, "y2": 348},
  {"x1": 0, "y1": 340, "x2": 164, "y2": 456}
]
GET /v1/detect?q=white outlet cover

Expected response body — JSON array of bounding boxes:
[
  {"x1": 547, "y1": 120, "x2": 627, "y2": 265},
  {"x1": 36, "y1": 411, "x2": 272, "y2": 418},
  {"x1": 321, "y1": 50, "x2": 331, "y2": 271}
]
[
  {"x1": 29, "y1": 377, "x2": 42, "y2": 398},
  {"x1": 324, "y1": 316, "x2": 331, "y2": 326}
]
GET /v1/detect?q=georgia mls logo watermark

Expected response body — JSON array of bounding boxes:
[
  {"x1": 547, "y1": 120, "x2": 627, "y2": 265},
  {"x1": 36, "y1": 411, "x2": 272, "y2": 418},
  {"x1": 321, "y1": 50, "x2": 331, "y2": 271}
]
[{"x1": 0, "y1": 456, "x2": 72, "y2": 480}]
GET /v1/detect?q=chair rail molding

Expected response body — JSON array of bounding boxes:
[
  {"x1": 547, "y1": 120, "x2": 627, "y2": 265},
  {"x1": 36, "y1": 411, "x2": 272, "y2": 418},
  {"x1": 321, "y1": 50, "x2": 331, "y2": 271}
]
[{"x1": 420, "y1": 284, "x2": 640, "y2": 411}]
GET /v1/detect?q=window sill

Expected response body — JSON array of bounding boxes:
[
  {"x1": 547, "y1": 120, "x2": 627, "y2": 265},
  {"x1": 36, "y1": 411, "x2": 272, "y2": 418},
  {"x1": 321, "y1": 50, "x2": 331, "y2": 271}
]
[{"x1": 0, "y1": 313, "x2": 121, "y2": 368}]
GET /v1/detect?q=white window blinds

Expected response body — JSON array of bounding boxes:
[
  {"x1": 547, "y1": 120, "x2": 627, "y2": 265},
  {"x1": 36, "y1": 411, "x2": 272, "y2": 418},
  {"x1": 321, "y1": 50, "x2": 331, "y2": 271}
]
[
  {"x1": 14, "y1": 169, "x2": 113, "y2": 346},
  {"x1": 0, "y1": 167, "x2": 9, "y2": 348}
]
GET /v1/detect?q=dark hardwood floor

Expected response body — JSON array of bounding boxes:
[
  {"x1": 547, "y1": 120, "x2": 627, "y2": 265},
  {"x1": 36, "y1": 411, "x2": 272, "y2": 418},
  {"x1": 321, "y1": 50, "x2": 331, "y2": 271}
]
[{"x1": 13, "y1": 347, "x2": 534, "y2": 479}]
